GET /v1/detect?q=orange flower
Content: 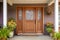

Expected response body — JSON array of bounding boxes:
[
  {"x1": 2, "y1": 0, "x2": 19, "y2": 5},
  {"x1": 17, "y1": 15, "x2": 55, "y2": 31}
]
[{"x1": 46, "y1": 22, "x2": 53, "y2": 27}]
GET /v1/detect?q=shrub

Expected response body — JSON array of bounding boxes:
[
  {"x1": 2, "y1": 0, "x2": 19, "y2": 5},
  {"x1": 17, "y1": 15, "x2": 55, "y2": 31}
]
[
  {"x1": 7, "y1": 18, "x2": 16, "y2": 31},
  {"x1": 46, "y1": 28, "x2": 52, "y2": 33},
  {"x1": 0, "y1": 27, "x2": 11, "y2": 40},
  {"x1": 53, "y1": 32, "x2": 60, "y2": 39}
]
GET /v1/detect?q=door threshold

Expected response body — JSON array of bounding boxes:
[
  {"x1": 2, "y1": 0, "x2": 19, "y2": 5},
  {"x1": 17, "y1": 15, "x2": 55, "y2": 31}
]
[{"x1": 17, "y1": 33, "x2": 43, "y2": 36}]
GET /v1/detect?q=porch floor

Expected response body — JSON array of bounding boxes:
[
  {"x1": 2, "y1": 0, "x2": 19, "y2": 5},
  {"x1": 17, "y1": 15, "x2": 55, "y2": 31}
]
[{"x1": 9, "y1": 35, "x2": 53, "y2": 40}]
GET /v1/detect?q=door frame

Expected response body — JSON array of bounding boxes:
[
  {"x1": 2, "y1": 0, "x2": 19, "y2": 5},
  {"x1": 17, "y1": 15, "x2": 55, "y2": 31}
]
[{"x1": 16, "y1": 6, "x2": 44, "y2": 34}]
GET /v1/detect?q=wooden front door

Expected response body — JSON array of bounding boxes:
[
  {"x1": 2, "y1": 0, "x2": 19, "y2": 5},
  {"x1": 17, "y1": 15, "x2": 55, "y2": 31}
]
[
  {"x1": 16, "y1": 7, "x2": 43, "y2": 34},
  {"x1": 24, "y1": 8, "x2": 35, "y2": 33}
]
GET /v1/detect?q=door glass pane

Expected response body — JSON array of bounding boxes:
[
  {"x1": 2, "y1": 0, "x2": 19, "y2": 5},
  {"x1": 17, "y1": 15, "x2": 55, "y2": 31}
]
[
  {"x1": 26, "y1": 10, "x2": 34, "y2": 20},
  {"x1": 18, "y1": 10, "x2": 22, "y2": 20},
  {"x1": 38, "y1": 10, "x2": 41, "y2": 20}
]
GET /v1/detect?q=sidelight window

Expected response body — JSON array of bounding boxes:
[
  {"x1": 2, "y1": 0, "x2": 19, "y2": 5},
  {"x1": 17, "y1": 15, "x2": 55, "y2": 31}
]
[
  {"x1": 38, "y1": 10, "x2": 41, "y2": 20},
  {"x1": 18, "y1": 10, "x2": 22, "y2": 20}
]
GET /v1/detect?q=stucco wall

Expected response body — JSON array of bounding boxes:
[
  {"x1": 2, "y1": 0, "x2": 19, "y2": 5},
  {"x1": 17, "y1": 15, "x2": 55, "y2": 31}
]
[
  {"x1": 0, "y1": 3, "x2": 3, "y2": 25},
  {"x1": 7, "y1": 4, "x2": 54, "y2": 25}
]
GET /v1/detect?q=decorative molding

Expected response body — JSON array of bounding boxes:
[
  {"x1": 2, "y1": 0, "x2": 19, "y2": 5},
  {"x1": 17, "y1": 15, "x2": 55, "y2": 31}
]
[
  {"x1": 48, "y1": 0, "x2": 54, "y2": 6},
  {"x1": 13, "y1": 0, "x2": 48, "y2": 4},
  {"x1": 0, "y1": 0, "x2": 3, "y2": 2},
  {"x1": 7, "y1": 0, "x2": 13, "y2": 6},
  {"x1": 48, "y1": 0, "x2": 60, "y2": 6}
]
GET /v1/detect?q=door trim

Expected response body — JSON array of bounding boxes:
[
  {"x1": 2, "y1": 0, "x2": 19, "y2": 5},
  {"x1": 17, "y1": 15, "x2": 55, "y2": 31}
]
[{"x1": 16, "y1": 6, "x2": 44, "y2": 34}]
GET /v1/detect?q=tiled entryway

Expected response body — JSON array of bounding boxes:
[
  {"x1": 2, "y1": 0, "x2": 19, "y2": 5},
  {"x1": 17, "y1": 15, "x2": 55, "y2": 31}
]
[{"x1": 9, "y1": 35, "x2": 53, "y2": 40}]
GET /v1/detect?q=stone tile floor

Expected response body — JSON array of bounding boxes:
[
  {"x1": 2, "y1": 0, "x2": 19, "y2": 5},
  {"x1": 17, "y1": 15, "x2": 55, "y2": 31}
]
[{"x1": 8, "y1": 35, "x2": 53, "y2": 40}]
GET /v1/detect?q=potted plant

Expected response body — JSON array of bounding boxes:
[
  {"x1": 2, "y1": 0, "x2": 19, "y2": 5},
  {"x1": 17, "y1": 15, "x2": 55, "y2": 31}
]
[
  {"x1": 46, "y1": 12, "x2": 51, "y2": 15},
  {"x1": 46, "y1": 28, "x2": 53, "y2": 36},
  {"x1": 46, "y1": 22, "x2": 53, "y2": 36},
  {"x1": 46, "y1": 8, "x2": 52, "y2": 15},
  {"x1": 53, "y1": 32, "x2": 60, "y2": 40},
  {"x1": 7, "y1": 18, "x2": 16, "y2": 37},
  {"x1": 0, "y1": 27, "x2": 11, "y2": 40}
]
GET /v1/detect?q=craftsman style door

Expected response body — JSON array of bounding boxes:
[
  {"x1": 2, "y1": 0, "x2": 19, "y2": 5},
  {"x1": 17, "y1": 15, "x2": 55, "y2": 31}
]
[{"x1": 16, "y1": 7, "x2": 43, "y2": 34}]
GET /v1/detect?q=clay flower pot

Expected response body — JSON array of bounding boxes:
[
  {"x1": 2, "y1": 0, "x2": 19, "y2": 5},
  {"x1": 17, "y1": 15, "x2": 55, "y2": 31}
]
[{"x1": 1, "y1": 38, "x2": 7, "y2": 40}]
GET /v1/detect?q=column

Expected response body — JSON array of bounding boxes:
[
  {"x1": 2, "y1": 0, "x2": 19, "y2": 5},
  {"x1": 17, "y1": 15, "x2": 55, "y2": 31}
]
[
  {"x1": 55, "y1": 0, "x2": 59, "y2": 32},
  {"x1": 3, "y1": 0, "x2": 7, "y2": 27}
]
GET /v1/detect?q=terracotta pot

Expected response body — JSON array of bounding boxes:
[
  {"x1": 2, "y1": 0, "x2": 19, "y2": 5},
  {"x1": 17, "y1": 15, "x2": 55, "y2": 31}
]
[
  {"x1": 57, "y1": 39, "x2": 60, "y2": 40},
  {"x1": 53, "y1": 38, "x2": 60, "y2": 40},
  {"x1": 1, "y1": 38, "x2": 7, "y2": 40},
  {"x1": 0, "y1": 39, "x2": 1, "y2": 40},
  {"x1": 53, "y1": 38, "x2": 57, "y2": 40}
]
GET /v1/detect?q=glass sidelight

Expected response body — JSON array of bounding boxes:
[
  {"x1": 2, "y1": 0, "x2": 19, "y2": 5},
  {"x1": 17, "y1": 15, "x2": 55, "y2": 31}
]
[
  {"x1": 18, "y1": 10, "x2": 22, "y2": 20},
  {"x1": 38, "y1": 10, "x2": 41, "y2": 20}
]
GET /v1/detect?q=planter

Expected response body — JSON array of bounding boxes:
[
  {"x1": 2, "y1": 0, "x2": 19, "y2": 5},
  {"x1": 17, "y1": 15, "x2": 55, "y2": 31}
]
[
  {"x1": 1, "y1": 38, "x2": 7, "y2": 40},
  {"x1": 46, "y1": 13, "x2": 51, "y2": 15},
  {"x1": 50, "y1": 33, "x2": 54, "y2": 37},
  {"x1": 57, "y1": 39, "x2": 60, "y2": 40},
  {"x1": 0, "y1": 39, "x2": 1, "y2": 40},
  {"x1": 53, "y1": 38, "x2": 60, "y2": 40},
  {"x1": 53, "y1": 38, "x2": 58, "y2": 40},
  {"x1": 9, "y1": 31, "x2": 14, "y2": 38},
  {"x1": 50, "y1": 33, "x2": 53, "y2": 37},
  {"x1": 44, "y1": 25, "x2": 50, "y2": 35}
]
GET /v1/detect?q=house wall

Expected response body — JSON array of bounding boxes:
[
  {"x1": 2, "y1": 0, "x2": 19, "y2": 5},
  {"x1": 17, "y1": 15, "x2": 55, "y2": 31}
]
[
  {"x1": 0, "y1": 3, "x2": 3, "y2": 25},
  {"x1": 7, "y1": 4, "x2": 54, "y2": 25},
  {"x1": 7, "y1": 5, "x2": 16, "y2": 19},
  {"x1": 44, "y1": 4, "x2": 54, "y2": 24}
]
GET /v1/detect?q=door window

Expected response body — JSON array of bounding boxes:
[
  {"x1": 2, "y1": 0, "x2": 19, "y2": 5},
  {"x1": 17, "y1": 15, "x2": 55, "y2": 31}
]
[{"x1": 26, "y1": 10, "x2": 34, "y2": 20}]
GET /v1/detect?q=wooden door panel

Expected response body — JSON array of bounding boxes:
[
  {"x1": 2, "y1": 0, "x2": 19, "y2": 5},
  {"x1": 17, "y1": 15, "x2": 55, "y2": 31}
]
[
  {"x1": 24, "y1": 8, "x2": 35, "y2": 33},
  {"x1": 17, "y1": 21, "x2": 23, "y2": 33},
  {"x1": 24, "y1": 21, "x2": 35, "y2": 33},
  {"x1": 36, "y1": 21, "x2": 42, "y2": 33}
]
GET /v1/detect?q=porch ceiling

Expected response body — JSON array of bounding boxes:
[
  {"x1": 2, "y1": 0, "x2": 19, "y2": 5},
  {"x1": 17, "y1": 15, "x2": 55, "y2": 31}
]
[
  {"x1": 7, "y1": 0, "x2": 53, "y2": 6},
  {"x1": 0, "y1": 0, "x2": 3, "y2": 2},
  {"x1": 7, "y1": 0, "x2": 53, "y2": 5},
  {"x1": 13, "y1": 0, "x2": 50, "y2": 4}
]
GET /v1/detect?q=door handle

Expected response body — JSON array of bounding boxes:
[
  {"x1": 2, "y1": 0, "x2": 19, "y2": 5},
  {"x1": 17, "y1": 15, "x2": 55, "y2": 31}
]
[{"x1": 35, "y1": 20, "x2": 36, "y2": 24}]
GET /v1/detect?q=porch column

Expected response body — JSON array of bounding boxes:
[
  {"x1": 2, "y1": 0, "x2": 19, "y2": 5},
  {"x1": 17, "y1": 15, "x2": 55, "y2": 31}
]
[
  {"x1": 55, "y1": 0, "x2": 59, "y2": 32},
  {"x1": 3, "y1": 0, "x2": 7, "y2": 27}
]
